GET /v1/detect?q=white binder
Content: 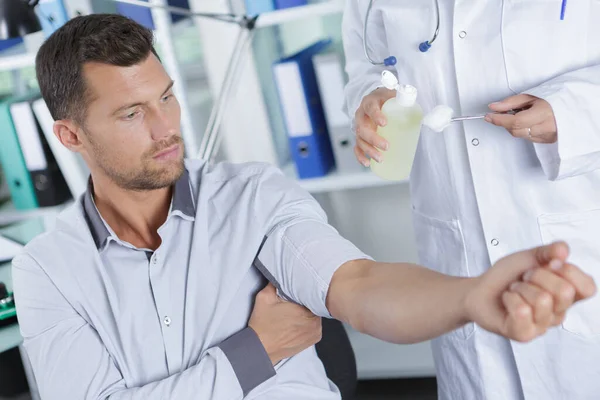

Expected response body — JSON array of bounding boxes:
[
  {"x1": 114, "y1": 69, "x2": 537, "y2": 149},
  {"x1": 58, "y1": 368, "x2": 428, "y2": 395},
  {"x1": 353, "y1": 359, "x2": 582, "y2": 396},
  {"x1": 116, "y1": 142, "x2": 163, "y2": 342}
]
[{"x1": 313, "y1": 53, "x2": 365, "y2": 174}]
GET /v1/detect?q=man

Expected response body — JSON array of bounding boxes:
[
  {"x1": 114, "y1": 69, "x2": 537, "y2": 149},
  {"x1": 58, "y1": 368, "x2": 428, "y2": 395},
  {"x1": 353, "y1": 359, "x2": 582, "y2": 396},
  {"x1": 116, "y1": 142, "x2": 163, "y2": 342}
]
[
  {"x1": 13, "y1": 14, "x2": 595, "y2": 400},
  {"x1": 343, "y1": 1, "x2": 600, "y2": 399}
]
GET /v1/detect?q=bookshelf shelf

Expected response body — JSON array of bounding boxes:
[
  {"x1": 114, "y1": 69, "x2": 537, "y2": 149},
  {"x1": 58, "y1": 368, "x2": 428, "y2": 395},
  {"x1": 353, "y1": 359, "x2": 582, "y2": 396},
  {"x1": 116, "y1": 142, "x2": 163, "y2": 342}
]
[
  {"x1": 282, "y1": 162, "x2": 407, "y2": 194},
  {"x1": 255, "y1": 1, "x2": 344, "y2": 28}
]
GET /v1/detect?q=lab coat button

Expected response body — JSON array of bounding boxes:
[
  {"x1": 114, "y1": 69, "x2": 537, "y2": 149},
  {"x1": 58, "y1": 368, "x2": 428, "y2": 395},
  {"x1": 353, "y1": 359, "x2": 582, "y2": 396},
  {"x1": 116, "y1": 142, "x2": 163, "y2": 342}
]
[
  {"x1": 491, "y1": 239, "x2": 499, "y2": 246},
  {"x1": 164, "y1": 316, "x2": 171, "y2": 327},
  {"x1": 471, "y1": 138, "x2": 480, "y2": 146},
  {"x1": 459, "y1": 31, "x2": 467, "y2": 39}
]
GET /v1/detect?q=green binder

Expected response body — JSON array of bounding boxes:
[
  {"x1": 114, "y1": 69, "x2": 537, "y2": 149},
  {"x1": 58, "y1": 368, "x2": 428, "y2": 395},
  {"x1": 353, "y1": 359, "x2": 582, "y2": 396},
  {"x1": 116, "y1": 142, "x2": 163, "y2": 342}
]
[{"x1": 0, "y1": 93, "x2": 41, "y2": 210}]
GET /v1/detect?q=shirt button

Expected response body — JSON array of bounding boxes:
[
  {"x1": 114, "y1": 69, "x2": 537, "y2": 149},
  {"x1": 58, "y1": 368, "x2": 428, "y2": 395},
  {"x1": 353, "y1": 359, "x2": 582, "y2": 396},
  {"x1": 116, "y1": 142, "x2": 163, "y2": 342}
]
[
  {"x1": 163, "y1": 316, "x2": 171, "y2": 327},
  {"x1": 459, "y1": 31, "x2": 467, "y2": 39},
  {"x1": 491, "y1": 239, "x2": 500, "y2": 246},
  {"x1": 471, "y1": 138, "x2": 480, "y2": 146},
  {"x1": 153, "y1": 256, "x2": 158, "y2": 264}
]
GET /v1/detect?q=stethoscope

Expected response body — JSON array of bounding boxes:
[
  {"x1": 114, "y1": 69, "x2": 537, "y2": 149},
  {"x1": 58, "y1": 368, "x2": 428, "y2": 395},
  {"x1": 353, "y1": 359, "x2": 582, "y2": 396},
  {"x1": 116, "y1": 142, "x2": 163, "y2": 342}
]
[{"x1": 363, "y1": 0, "x2": 441, "y2": 66}]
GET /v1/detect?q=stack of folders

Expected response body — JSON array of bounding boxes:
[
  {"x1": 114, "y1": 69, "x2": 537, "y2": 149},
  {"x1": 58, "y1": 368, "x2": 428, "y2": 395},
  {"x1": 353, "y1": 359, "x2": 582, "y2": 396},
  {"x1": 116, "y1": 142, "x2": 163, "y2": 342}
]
[
  {"x1": 273, "y1": 39, "x2": 335, "y2": 179},
  {"x1": 0, "y1": 93, "x2": 89, "y2": 210},
  {"x1": 273, "y1": 39, "x2": 365, "y2": 179}
]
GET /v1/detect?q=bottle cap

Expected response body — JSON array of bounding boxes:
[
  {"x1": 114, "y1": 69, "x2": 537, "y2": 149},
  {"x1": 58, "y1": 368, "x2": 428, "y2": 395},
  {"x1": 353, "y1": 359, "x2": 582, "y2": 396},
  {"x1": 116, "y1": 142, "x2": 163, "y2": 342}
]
[
  {"x1": 396, "y1": 84, "x2": 418, "y2": 107},
  {"x1": 381, "y1": 70, "x2": 399, "y2": 90}
]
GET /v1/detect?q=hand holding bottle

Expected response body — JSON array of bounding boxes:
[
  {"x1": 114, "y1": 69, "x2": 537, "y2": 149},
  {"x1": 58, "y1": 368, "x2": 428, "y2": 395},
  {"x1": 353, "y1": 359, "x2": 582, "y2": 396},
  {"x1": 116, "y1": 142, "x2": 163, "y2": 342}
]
[{"x1": 353, "y1": 87, "x2": 397, "y2": 167}]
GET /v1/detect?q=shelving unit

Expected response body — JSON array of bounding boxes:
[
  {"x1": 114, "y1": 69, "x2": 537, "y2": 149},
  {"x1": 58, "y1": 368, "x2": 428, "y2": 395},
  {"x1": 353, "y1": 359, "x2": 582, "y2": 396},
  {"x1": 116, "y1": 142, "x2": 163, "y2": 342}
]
[
  {"x1": 0, "y1": 51, "x2": 36, "y2": 72},
  {"x1": 258, "y1": 2, "x2": 379, "y2": 193},
  {"x1": 0, "y1": 1, "x2": 386, "y2": 203},
  {"x1": 0, "y1": 201, "x2": 72, "y2": 227},
  {"x1": 283, "y1": 163, "x2": 407, "y2": 193}
]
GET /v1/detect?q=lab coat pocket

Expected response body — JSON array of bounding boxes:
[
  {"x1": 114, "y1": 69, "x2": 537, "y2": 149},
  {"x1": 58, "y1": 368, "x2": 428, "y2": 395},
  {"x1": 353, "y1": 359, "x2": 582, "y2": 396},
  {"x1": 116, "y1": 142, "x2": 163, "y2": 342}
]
[
  {"x1": 501, "y1": 0, "x2": 590, "y2": 93},
  {"x1": 538, "y1": 209, "x2": 600, "y2": 337},
  {"x1": 411, "y1": 209, "x2": 474, "y2": 340}
]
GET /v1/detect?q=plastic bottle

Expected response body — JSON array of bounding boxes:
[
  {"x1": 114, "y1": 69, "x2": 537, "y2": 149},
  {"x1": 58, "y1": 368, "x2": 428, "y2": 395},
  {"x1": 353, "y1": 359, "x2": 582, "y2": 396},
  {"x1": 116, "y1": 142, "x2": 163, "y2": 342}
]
[{"x1": 370, "y1": 71, "x2": 423, "y2": 181}]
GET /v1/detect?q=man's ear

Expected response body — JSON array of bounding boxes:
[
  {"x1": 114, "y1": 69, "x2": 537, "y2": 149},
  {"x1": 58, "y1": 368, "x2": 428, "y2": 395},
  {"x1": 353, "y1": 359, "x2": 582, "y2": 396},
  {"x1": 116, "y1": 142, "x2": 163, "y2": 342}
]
[{"x1": 53, "y1": 120, "x2": 85, "y2": 153}]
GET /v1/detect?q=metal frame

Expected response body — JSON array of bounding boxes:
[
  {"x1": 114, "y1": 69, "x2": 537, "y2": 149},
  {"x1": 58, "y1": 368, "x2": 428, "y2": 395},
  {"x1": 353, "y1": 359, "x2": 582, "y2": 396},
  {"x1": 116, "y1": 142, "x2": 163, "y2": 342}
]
[{"x1": 113, "y1": 0, "x2": 258, "y2": 162}]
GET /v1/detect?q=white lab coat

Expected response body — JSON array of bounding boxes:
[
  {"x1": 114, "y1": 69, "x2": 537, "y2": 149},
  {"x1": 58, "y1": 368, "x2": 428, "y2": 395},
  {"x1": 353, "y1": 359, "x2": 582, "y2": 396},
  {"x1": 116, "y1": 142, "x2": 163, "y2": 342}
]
[{"x1": 343, "y1": 1, "x2": 600, "y2": 399}]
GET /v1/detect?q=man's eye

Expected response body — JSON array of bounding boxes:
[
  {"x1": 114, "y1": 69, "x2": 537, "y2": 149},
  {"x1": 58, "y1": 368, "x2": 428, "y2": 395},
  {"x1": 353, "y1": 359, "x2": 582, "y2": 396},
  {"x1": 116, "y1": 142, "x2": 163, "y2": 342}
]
[
  {"x1": 161, "y1": 94, "x2": 172, "y2": 103},
  {"x1": 124, "y1": 111, "x2": 138, "y2": 120}
]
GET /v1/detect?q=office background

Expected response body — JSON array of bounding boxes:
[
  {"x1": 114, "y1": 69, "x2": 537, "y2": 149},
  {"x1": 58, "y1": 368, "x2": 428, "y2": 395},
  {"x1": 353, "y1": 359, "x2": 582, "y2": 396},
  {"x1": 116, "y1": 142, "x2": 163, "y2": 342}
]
[{"x1": 0, "y1": 0, "x2": 436, "y2": 398}]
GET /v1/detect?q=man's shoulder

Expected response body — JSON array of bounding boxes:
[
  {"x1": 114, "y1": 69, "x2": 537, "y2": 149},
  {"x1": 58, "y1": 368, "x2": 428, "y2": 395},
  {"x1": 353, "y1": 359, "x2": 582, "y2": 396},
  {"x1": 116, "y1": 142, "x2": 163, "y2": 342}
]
[{"x1": 14, "y1": 200, "x2": 94, "y2": 271}]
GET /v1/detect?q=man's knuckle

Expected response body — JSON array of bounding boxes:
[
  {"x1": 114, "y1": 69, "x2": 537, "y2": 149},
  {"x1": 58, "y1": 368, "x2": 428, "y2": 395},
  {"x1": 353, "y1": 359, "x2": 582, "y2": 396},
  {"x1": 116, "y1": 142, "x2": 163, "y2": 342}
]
[
  {"x1": 535, "y1": 293, "x2": 553, "y2": 309},
  {"x1": 562, "y1": 263, "x2": 576, "y2": 276},
  {"x1": 558, "y1": 283, "x2": 575, "y2": 302},
  {"x1": 528, "y1": 269, "x2": 541, "y2": 282}
]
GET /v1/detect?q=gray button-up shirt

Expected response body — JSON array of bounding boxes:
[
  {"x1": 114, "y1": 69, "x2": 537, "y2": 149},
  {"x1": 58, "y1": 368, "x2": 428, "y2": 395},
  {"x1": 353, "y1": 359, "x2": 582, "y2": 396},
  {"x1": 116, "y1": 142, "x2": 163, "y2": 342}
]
[{"x1": 12, "y1": 160, "x2": 370, "y2": 399}]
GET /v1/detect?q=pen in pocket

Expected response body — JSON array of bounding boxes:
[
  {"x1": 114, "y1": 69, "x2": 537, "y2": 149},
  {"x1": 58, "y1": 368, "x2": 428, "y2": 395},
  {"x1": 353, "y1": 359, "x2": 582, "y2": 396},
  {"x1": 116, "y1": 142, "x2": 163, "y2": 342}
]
[{"x1": 561, "y1": 0, "x2": 567, "y2": 20}]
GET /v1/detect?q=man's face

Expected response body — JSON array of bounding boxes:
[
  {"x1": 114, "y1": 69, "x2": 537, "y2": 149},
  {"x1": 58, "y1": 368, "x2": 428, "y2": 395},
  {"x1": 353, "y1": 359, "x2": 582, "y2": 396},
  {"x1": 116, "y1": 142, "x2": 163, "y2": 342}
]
[{"x1": 80, "y1": 54, "x2": 185, "y2": 191}]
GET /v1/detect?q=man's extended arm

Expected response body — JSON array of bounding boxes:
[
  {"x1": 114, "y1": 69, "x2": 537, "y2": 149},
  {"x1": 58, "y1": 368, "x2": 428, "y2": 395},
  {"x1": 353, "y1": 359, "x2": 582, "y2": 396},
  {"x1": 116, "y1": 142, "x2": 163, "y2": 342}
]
[
  {"x1": 327, "y1": 243, "x2": 596, "y2": 344},
  {"x1": 251, "y1": 165, "x2": 596, "y2": 345}
]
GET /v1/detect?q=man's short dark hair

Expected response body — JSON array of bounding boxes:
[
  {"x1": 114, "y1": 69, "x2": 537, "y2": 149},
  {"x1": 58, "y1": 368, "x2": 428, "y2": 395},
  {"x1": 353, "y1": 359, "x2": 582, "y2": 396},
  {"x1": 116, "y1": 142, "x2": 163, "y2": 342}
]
[{"x1": 36, "y1": 14, "x2": 160, "y2": 123}]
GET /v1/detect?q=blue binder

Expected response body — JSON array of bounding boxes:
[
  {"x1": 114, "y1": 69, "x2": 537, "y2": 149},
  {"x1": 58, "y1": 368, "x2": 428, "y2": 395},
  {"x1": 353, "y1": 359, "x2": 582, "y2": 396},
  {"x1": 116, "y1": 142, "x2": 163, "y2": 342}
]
[
  {"x1": 0, "y1": 38, "x2": 23, "y2": 53},
  {"x1": 36, "y1": 0, "x2": 69, "y2": 37},
  {"x1": 116, "y1": 0, "x2": 191, "y2": 30},
  {"x1": 274, "y1": 0, "x2": 307, "y2": 10},
  {"x1": 245, "y1": 0, "x2": 275, "y2": 15},
  {"x1": 272, "y1": 39, "x2": 335, "y2": 179}
]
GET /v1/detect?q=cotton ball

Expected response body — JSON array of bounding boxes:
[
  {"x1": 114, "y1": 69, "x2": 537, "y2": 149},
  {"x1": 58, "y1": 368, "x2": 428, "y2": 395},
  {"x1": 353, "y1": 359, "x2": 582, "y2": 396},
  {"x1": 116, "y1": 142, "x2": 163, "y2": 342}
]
[{"x1": 423, "y1": 105, "x2": 454, "y2": 132}]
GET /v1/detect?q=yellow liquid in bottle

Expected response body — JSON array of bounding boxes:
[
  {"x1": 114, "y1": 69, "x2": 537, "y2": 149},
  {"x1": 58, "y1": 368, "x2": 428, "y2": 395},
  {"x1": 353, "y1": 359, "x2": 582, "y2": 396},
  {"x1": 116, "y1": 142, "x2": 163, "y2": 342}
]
[{"x1": 370, "y1": 98, "x2": 423, "y2": 181}]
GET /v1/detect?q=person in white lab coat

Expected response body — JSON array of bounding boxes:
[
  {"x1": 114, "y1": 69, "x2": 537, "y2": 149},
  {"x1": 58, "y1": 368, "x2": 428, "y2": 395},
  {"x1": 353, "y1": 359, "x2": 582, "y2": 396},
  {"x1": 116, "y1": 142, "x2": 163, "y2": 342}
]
[{"x1": 343, "y1": 1, "x2": 600, "y2": 399}]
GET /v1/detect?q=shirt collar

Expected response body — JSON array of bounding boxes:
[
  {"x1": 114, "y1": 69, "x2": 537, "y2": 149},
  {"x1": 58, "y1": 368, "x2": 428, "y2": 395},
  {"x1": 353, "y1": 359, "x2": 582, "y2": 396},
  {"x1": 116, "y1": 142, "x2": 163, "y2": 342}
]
[{"x1": 82, "y1": 168, "x2": 195, "y2": 250}]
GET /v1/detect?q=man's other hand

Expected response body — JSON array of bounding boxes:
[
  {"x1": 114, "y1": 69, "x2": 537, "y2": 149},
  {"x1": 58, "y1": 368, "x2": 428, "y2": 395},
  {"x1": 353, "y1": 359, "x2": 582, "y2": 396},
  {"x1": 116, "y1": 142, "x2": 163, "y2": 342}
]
[{"x1": 249, "y1": 284, "x2": 322, "y2": 365}]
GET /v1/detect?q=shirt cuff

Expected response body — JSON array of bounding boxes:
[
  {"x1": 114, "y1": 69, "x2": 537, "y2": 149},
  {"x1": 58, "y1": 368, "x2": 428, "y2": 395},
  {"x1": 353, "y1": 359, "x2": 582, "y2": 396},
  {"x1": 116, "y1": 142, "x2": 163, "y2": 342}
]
[{"x1": 218, "y1": 327, "x2": 276, "y2": 396}]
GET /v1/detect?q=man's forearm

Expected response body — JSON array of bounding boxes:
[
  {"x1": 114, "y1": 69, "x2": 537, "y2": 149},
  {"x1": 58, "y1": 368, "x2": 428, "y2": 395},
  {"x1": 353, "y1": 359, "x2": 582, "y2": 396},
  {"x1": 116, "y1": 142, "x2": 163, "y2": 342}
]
[{"x1": 327, "y1": 260, "x2": 476, "y2": 344}]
